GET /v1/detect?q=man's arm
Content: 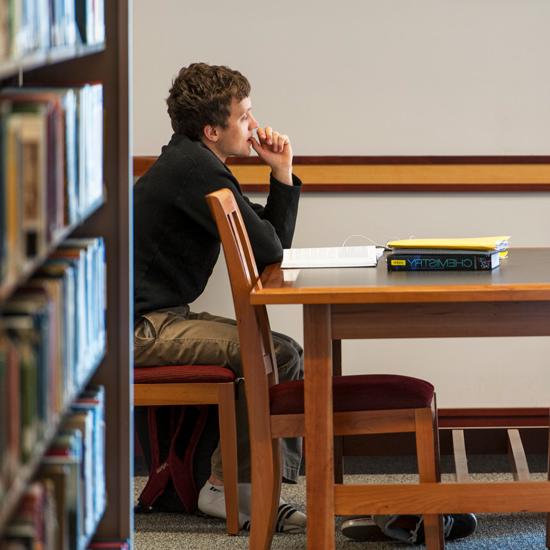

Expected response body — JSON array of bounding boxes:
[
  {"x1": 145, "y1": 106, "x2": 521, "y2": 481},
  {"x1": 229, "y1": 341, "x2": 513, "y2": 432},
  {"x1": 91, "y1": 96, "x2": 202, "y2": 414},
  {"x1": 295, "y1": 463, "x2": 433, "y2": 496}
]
[{"x1": 246, "y1": 127, "x2": 302, "y2": 248}]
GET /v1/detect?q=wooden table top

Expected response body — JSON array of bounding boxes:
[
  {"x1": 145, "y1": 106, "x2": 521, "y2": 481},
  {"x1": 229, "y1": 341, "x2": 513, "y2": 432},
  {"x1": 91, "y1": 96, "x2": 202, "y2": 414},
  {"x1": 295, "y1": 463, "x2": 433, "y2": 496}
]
[{"x1": 250, "y1": 247, "x2": 550, "y2": 305}]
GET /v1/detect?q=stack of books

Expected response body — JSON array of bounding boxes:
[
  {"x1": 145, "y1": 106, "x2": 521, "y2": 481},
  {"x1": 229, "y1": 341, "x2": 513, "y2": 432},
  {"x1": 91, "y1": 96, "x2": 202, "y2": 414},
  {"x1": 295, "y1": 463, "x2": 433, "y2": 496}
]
[
  {"x1": 386, "y1": 236, "x2": 510, "y2": 272},
  {"x1": 3, "y1": 387, "x2": 106, "y2": 550},
  {"x1": 0, "y1": 84, "x2": 104, "y2": 285},
  {"x1": 0, "y1": 238, "x2": 106, "y2": 495},
  {"x1": 0, "y1": 0, "x2": 105, "y2": 63}
]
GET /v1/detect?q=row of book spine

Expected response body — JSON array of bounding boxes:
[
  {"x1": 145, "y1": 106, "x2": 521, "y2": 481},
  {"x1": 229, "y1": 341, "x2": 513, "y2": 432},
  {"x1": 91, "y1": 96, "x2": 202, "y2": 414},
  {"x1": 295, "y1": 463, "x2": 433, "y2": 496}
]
[
  {"x1": 1, "y1": 386, "x2": 106, "y2": 550},
  {"x1": 0, "y1": 0, "x2": 105, "y2": 62},
  {"x1": 0, "y1": 83, "x2": 103, "y2": 286},
  {"x1": 0, "y1": 237, "x2": 106, "y2": 505}
]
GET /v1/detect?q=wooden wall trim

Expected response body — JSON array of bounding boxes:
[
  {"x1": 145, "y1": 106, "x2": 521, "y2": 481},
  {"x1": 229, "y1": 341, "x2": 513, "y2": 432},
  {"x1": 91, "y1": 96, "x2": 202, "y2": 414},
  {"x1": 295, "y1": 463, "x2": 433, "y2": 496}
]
[{"x1": 133, "y1": 155, "x2": 550, "y2": 192}]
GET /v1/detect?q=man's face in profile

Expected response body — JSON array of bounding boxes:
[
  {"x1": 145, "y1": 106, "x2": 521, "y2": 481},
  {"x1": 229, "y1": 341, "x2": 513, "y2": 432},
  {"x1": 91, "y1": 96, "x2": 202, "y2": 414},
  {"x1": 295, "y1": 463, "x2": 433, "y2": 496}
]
[{"x1": 213, "y1": 97, "x2": 259, "y2": 159}]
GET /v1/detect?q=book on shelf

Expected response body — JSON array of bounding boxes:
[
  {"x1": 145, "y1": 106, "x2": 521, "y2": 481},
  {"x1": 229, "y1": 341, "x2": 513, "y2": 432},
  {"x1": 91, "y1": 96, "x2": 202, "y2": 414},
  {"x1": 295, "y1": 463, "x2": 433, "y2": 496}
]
[
  {"x1": 75, "y1": 0, "x2": 106, "y2": 47},
  {"x1": 51, "y1": 0, "x2": 78, "y2": 49},
  {"x1": 37, "y1": 259, "x2": 78, "y2": 404},
  {"x1": 0, "y1": 331, "x2": 20, "y2": 496},
  {"x1": 0, "y1": 2, "x2": 9, "y2": 62},
  {"x1": 0, "y1": 104, "x2": 5, "y2": 283},
  {"x1": 1, "y1": 295, "x2": 50, "y2": 463},
  {"x1": 62, "y1": 413, "x2": 94, "y2": 539},
  {"x1": 73, "y1": 386, "x2": 106, "y2": 529},
  {"x1": 387, "y1": 250, "x2": 501, "y2": 272},
  {"x1": 2, "y1": 480, "x2": 58, "y2": 549},
  {"x1": 41, "y1": 429, "x2": 84, "y2": 550},
  {"x1": 2, "y1": 100, "x2": 50, "y2": 279},
  {"x1": 25, "y1": 276, "x2": 67, "y2": 414}
]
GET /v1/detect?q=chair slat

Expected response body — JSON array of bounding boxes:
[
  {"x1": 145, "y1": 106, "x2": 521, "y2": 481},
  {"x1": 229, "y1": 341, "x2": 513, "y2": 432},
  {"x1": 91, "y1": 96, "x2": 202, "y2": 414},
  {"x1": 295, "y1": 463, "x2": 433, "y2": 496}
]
[
  {"x1": 507, "y1": 428, "x2": 530, "y2": 482},
  {"x1": 452, "y1": 429, "x2": 470, "y2": 483}
]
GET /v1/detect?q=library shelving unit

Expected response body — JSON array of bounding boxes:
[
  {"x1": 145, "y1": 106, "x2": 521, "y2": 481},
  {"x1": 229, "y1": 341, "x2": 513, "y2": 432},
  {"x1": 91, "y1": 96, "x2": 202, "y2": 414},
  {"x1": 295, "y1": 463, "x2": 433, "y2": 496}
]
[{"x1": 0, "y1": 1, "x2": 132, "y2": 546}]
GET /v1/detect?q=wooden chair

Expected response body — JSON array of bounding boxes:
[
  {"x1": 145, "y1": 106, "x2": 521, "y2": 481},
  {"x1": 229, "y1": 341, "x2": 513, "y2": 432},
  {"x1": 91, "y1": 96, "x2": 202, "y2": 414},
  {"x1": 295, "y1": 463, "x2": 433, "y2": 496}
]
[
  {"x1": 206, "y1": 188, "x2": 445, "y2": 549},
  {"x1": 134, "y1": 363, "x2": 240, "y2": 534}
]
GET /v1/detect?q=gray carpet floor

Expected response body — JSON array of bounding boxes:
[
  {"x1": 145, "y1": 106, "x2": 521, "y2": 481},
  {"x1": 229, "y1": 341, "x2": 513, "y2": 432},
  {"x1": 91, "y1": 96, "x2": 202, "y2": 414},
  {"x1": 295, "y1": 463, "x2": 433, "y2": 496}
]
[{"x1": 134, "y1": 472, "x2": 548, "y2": 549}]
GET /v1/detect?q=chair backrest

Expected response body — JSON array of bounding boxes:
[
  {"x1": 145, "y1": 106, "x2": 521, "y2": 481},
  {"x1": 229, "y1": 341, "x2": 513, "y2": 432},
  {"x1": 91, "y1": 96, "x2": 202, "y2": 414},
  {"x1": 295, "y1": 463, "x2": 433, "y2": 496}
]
[
  {"x1": 207, "y1": 189, "x2": 284, "y2": 515},
  {"x1": 206, "y1": 190, "x2": 279, "y2": 417}
]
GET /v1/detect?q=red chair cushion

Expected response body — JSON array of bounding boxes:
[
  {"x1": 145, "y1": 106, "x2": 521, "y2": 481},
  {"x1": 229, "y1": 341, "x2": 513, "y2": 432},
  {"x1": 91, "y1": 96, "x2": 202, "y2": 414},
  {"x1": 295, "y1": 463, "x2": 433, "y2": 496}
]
[
  {"x1": 269, "y1": 374, "x2": 434, "y2": 415},
  {"x1": 134, "y1": 364, "x2": 236, "y2": 384}
]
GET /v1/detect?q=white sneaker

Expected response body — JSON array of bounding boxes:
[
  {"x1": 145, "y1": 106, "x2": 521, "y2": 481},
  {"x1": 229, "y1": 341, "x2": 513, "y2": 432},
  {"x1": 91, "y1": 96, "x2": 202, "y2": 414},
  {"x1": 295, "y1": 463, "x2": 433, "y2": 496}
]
[
  {"x1": 197, "y1": 481, "x2": 250, "y2": 527},
  {"x1": 197, "y1": 481, "x2": 306, "y2": 533}
]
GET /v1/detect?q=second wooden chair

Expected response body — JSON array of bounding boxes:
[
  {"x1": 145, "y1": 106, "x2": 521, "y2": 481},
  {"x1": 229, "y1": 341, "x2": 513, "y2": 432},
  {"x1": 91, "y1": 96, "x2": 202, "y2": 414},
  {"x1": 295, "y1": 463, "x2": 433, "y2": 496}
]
[{"x1": 134, "y1": 363, "x2": 240, "y2": 534}]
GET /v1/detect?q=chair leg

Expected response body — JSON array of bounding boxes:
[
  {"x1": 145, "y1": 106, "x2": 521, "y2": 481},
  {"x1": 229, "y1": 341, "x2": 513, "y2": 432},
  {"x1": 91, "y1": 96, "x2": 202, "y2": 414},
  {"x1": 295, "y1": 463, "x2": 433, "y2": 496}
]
[
  {"x1": 269, "y1": 439, "x2": 282, "y2": 534},
  {"x1": 249, "y1": 437, "x2": 281, "y2": 550},
  {"x1": 218, "y1": 383, "x2": 240, "y2": 535},
  {"x1": 415, "y1": 406, "x2": 444, "y2": 550}
]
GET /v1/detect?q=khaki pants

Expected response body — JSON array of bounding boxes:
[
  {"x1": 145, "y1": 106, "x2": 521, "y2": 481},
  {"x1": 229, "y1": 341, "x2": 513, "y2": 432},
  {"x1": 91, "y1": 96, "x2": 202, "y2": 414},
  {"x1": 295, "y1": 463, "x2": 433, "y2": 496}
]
[{"x1": 134, "y1": 306, "x2": 303, "y2": 483}]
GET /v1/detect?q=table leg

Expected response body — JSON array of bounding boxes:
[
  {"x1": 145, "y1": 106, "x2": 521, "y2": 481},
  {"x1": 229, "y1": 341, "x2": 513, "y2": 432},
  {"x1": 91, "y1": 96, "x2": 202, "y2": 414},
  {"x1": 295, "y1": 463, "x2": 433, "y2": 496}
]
[
  {"x1": 304, "y1": 304, "x2": 334, "y2": 550},
  {"x1": 332, "y1": 339, "x2": 344, "y2": 484}
]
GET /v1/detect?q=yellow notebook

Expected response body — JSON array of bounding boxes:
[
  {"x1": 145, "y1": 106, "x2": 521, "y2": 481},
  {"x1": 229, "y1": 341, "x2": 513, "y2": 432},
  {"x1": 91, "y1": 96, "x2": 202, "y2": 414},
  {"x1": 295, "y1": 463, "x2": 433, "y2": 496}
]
[{"x1": 387, "y1": 236, "x2": 510, "y2": 252}]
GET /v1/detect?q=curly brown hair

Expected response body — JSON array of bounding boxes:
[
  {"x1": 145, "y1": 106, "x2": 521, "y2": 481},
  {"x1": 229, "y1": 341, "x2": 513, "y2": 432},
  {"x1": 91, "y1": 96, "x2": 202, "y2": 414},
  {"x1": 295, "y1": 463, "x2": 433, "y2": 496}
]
[{"x1": 166, "y1": 63, "x2": 251, "y2": 140}]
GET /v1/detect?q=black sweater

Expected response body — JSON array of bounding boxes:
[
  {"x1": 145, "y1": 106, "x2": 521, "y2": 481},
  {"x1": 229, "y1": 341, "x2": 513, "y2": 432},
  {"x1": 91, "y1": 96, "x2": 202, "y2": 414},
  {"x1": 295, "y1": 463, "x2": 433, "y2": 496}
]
[{"x1": 134, "y1": 134, "x2": 302, "y2": 318}]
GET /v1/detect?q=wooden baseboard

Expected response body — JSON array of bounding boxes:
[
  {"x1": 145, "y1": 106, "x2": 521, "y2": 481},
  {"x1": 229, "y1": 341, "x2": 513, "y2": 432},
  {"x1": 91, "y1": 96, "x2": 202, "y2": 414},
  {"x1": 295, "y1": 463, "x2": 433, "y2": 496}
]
[{"x1": 437, "y1": 407, "x2": 548, "y2": 428}]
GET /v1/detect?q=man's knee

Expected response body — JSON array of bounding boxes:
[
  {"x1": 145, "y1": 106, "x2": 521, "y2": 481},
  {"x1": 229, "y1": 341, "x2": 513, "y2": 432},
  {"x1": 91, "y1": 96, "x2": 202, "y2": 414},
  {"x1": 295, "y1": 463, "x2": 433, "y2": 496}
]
[{"x1": 273, "y1": 334, "x2": 303, "y2": 381}]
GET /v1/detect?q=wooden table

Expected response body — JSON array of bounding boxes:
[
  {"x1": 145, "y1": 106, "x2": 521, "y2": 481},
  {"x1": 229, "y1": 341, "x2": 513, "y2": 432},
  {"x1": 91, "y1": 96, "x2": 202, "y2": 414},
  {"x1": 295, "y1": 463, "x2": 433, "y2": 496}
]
[{"x1": 250, "y1": 248, "x2": 550, "y2": 550}]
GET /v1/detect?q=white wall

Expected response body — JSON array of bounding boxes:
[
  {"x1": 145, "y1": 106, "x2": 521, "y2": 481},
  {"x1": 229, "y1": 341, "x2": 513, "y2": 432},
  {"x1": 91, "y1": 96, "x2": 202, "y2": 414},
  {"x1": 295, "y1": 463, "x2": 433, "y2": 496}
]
[
  {"x1": 133, "y1": 1, "x2": 550, "y2": 408},
  {"x1": 133, "y1": 0, "x2": 550, "y2": 155}
]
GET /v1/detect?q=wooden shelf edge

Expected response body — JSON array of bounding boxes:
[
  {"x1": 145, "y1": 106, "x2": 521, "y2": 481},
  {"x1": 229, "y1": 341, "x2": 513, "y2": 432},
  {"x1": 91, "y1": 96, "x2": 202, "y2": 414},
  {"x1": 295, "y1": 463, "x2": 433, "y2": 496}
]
[
  {"x1": 0, "y1": 197, "x2": 105, "y2": 305},
  {"x1": 0, "y1": 44, "x2": 105, "y2": 80},
  {"x1": 0, "y1": 350, "x2": 106, "y2": 534}
]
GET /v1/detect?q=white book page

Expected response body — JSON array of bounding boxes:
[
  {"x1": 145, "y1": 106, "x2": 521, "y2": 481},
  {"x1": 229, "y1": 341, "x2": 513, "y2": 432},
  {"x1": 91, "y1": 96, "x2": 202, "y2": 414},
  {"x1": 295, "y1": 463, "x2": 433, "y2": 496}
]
[{"x1": 281, "y1": 245, "x2": 380, "y2": 269}]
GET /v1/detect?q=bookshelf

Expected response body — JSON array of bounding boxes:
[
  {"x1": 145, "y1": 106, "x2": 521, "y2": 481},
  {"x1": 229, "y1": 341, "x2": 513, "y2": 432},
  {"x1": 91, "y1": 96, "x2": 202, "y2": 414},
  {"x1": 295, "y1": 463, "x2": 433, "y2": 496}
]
[{"x1": 0, "y1": 1, "x2": 131, "y2": 547}]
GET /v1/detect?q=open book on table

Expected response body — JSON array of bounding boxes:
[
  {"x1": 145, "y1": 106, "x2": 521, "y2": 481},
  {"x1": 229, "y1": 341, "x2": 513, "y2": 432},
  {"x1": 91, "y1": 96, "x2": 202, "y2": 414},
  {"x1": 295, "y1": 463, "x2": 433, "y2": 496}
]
[{"x1": 281, "y1": 245, "x2": 383, "y2": 269}]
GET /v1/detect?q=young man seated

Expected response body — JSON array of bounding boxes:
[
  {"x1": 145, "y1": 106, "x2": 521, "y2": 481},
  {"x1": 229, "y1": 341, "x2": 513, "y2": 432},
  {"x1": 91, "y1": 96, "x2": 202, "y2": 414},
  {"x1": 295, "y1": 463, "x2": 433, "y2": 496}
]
[{"x1": 133, "y1": 62, "x2": 306, "y2": 532}]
